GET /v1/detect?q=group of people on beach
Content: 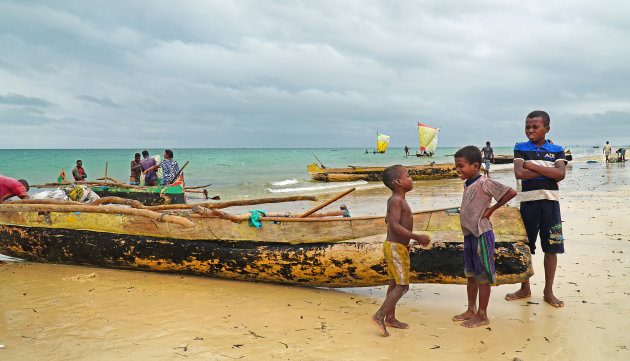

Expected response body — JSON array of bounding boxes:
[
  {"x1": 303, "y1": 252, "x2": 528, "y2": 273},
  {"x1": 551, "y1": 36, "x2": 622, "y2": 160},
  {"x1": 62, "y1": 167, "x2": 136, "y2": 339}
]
[
  {"x1": 131, "y1": 149, "x2": 181, "y2": 186},
  {"x1": 56, "y1": 149, "x2": 181, "y2": 187},
  {"x1": 603, "y1": 141, "x2": 626, "y2": 163},
  {"x1": 0, "y1": 149, "x2": 181, "y2": 204},
  {"x1": 372, "y1": 110, "x2": 567, "y2": 337}
]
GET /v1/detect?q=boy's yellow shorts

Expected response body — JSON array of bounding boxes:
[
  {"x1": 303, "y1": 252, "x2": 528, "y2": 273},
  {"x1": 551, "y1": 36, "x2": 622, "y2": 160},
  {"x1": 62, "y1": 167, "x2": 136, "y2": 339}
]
[{"x1": 383, "y1": 241, "x2": 410, "y2": 285}]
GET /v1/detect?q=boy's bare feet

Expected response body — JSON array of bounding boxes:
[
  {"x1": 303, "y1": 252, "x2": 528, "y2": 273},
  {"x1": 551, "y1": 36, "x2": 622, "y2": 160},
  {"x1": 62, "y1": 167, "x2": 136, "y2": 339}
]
[
  {"x1": 544, "y1": 293, "x2": 564, "y2": 308},
  {"x1": 505, "y1": 289, "x2": 531, "y2": 301},
  {"x1": 384, "y1": 319, "x2": 409, "y2": 329},
  {"x1": 452, "y1": 309, "x2": 475, "y2": 321},
  {"x1": 461, "y1": 314, "x2": 489, "y2": 328},
  {"x1": 370, "y1": 315, "x2": 389, "y2": 337}
]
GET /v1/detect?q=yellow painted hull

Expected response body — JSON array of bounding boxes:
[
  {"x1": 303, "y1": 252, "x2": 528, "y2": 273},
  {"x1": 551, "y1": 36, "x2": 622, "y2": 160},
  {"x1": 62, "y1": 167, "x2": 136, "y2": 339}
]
[
  {"x1": 307, "y1": 163, "x2": 458, "y2": 182},
  {"x1": 0, "y1": 204, "x2": 533, "y2": 287}
]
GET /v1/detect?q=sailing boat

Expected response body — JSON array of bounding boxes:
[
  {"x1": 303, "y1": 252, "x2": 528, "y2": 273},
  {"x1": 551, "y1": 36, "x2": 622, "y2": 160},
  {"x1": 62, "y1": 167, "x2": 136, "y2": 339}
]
[
  {"x1": 375, "y1": 132, "x2": 390, "y2": 153},
  {"x1": 416, "y1": 123, "x2": 439, "y2": 157}
]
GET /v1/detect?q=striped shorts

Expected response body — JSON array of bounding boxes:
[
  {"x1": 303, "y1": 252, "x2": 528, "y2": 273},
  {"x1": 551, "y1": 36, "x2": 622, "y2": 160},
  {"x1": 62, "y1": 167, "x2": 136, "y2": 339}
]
[
  {"x1": 383, "y1": 241, "x2": 410, "y2": 285},
  {"x1": 464, "y1": 230, "x2": 496, "y2": 285}
]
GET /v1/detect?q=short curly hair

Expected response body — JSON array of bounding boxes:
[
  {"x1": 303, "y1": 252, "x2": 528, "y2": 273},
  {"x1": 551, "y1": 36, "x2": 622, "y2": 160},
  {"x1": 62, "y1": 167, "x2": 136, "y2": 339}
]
[
  {"x1": 382, "y1": 165, "x2": 406, "y2": 190},
  {"x1": 454, "y1": 145, "x2": 482, "y2": 166},
  {"x1": 527, "y1": 110, "x2": 550, "y2": 126}
]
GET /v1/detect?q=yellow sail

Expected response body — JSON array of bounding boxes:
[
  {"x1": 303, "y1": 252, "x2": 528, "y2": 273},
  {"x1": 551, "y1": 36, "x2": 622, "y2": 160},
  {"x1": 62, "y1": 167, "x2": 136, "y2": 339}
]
[
  {"x1": 376, "y1": 132, "x2": 390, "y2": 153},
  {"x1": 418, "y1": 123, "x2": 439, "y2": 153}
]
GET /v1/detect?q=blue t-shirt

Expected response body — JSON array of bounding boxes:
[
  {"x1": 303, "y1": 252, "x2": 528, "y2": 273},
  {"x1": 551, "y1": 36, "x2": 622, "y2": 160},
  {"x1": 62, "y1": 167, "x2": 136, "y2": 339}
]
[{"x1": 514, "y1": 140, "x2": 565, "y2": 202}]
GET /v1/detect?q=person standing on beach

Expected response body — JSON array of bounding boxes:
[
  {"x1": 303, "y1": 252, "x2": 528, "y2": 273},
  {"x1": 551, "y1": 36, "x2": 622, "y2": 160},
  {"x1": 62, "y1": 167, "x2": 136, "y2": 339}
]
[
  {"x1": 72, "y1": 160, "x2": 87, "y2": 181},
  {"x1": 0, "y1": 175, "x2": 30, "y2": 202},
  {"x1": 143, "y1": 149, "x2": 180, "y2": 185},
  {"x1": 130, "y1": 153, "x2": 142, "y2": 184},
  {"x1": 481, "y1": 141, "x2": 494, "y2": 177},
  {"x1": 452, "y1": 146, "x2": 516, "y2": 328},
  {"x1": 371, "y1": 165, "x2": 431, "y2": 337},
  {"x1": 603, "y1": 141, "x2": 611, "y2": 162},
  {"x1": 404, "y1": 145, "x2": 409, "y2": 156},
  {"x1": 506, "y1": 110, "x2": 566, "y2": 308},
  {"x1": 140, "y1": 150, "x2": 158, "y2": 186}
]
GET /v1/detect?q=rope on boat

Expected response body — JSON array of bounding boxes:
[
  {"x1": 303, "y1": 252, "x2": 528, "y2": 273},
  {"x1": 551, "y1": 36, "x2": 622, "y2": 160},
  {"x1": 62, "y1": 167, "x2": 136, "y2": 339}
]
[
  {"x1": 247, "y1": 210, "x2": 267, "y2": 228},
  {"x1": 157, "y1": 210, "x2": 192, "y2": 223}
]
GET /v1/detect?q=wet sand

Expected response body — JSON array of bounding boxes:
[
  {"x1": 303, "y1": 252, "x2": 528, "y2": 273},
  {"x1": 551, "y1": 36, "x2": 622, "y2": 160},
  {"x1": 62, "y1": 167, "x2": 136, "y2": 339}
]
[{"x1": 1, "y1": 160, "x2": 629, "y2": 360}]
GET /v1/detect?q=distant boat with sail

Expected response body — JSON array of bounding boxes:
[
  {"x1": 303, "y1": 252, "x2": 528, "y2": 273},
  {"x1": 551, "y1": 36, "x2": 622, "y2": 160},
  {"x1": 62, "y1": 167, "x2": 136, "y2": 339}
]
[
  {"x1": 375, "y1": 132, "x2": 390, "y2": 153},
  {"x1": 416, "y1": 123, "x2": 438, "y2": 157}
]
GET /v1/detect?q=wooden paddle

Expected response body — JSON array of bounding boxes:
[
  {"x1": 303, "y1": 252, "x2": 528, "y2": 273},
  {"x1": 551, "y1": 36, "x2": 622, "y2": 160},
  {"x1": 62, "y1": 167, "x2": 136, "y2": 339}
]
[
  {"x1": 172, "y1": 161, "x2": 189, "y2": 181},
  {"x1": 185, "y1": 183, "x2": 212, "y2": 190},
  {"x1": 313, "y1": 154, "x2": 326, "y2": 169},
  {"x1": 147, "y1": 195, "x2": 317, "y2": 211},
  {"x1": 300, "y1": 187, "x2": 355, "y2": 218},
  {"x1": 96, "y1": 176, "x2": 123, "y2": 184}
]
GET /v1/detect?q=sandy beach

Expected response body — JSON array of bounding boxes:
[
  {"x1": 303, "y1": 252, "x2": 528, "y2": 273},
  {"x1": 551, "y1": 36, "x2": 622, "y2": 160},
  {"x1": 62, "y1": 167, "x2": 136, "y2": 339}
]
[{"x1": 1, "y1": 158, "x2": 629, "y2": 360}]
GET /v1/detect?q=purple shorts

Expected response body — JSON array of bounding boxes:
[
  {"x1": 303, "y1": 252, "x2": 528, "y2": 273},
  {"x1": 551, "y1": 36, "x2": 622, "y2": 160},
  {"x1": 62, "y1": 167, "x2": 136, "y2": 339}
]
[{"x1": 464, "y1": 230, "x2": 496, "y2": 285}]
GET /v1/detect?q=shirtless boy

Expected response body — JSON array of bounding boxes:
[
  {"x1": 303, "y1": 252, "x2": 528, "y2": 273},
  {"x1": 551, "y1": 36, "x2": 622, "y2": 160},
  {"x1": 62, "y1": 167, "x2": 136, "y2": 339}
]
[{"x1": 371, "y1": 165, "x2": 431, "y2": 337}]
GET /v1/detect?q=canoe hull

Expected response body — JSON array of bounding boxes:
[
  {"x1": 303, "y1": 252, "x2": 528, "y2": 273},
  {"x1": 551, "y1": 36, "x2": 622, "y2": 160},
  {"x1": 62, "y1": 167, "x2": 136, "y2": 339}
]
[
  {"x1": 92, "y1": 189, "x2": 185, "y2": 206},
  {"x1": 308, "y1": 163, "x2": 458, "y2": 182},
  {"x1": 0, "y1": 224, "x2": 532, "y2": 287},
  {"x1": 493, "y1": 155, "x2": 514, "y2": 164}
]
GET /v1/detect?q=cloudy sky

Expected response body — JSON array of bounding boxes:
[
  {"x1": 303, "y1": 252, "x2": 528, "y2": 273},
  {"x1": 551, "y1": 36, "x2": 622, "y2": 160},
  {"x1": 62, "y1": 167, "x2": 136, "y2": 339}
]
[{"x1": 1, "y1": 0, "x2": 629, "y2": 149}]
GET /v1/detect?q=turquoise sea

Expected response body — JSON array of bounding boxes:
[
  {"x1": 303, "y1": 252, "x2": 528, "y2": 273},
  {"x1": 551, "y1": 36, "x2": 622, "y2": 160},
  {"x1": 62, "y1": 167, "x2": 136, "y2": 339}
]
[{"x1": 0, "y1": 146, "x2": 603, "y2": 201}]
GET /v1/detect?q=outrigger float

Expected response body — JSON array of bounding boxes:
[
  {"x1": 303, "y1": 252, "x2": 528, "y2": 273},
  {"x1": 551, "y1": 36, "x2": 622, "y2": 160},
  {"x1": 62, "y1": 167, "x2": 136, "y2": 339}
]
[
  {"x1": 307, "y1": 163, "x2": 458, "y2": 182},
  {"x1": 0, "y1": 192, "x2": 533, "y2": 287}
]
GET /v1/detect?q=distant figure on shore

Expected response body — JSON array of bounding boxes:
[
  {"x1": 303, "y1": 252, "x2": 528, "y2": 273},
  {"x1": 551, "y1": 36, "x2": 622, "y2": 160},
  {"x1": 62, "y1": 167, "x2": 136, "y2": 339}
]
[
  {"x1": 506, "y1": 110, "x2": 566, "y2": 308},
  {"x1": 603, "y1": 141, "x2": 611, "y2": 162},
  {"x1": 72, "y1": 160, "x2": 87, "y2": 181},
  {"x1": 371, "y1": 165, "x2": 430, "y2": 337},
  {"x1": 143, "y1": 149, "x2": 180, "y2": 186},
  {"x1": 404, "y1": 146, "x2": 409, "y2": 156},
  {"x1": 620, "y1": 147, "x2": 626, "y2": 162},
  {"x1": 0, "y1": 175, "x2": 30, "y2": 202},
  {"x1": 140, "y1": 150, "x2": 158, "y2": 186},
  {"x1": 130, "y1": 153, "x2": 142, "y2": 184},
  {"x1": 481, "y1": 141, "x2": 495, "y2": 177},
  {"x1": 452, "y1": 146, "x2": 516, "y2": 328}
]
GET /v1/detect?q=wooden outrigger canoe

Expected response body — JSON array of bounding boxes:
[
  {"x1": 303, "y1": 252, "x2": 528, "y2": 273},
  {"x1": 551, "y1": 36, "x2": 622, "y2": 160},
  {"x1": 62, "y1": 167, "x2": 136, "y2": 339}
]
[
  {"x1": 91, "y1": 177, "x2": 185, "y2": 206},
  {"x1": 307, "y1": 163, "x2": 458, "y2": 182},
  {"x1": 33, "y1": 175, "x2": 187, "y2": 206},
  {"x1": 0, "y1": 198, "x2": 532, "y2": 287},
  {"x1": 493, "y1": 155, "x2": 515, "y2": 164}
]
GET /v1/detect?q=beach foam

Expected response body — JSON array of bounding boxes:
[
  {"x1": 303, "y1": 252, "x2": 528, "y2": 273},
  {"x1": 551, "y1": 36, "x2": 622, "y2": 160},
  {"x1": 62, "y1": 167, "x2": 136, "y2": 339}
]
[
  {"x1": 270, "y1": 179, "x2": 299, "y2": 186},
  {"x1": 266, "y1": 180, "x2": 368, "y2": 193}
]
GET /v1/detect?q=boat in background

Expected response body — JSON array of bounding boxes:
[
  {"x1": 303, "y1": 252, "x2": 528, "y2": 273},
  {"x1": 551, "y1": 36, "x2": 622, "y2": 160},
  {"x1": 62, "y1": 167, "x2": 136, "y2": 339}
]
[
  {"x1": 565, "y1": 149, "x2": 573, "y2": 161},
  {"x1": 307, "y1": 162, "x2": 458, "y2": 182},
  {"x1": 375, "y1": 132, "x2": 390, "y2": 153},
  {"x1": 416, "y1": 122, "x2": 439, "y2": 157},
  {"x1": 493, "y1": 155, "x2": 514, "y2": 164}
]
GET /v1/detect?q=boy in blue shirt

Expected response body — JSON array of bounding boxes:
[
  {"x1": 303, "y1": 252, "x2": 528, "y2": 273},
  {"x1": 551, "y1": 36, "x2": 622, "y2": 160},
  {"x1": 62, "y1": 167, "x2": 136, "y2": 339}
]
[{"x1": 506, "y1": 110, "x2": 566, "y2": 308}]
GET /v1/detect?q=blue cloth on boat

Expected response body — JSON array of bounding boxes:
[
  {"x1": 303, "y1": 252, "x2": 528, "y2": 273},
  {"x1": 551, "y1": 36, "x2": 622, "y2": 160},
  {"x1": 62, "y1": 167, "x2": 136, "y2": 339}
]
[{"x1": 248, "y1": 210, "x2": 267, "y2": 228}]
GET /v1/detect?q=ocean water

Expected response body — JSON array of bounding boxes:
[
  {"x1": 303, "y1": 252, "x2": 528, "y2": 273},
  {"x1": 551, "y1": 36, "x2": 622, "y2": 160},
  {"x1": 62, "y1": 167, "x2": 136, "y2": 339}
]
[{"x1": 0, "y1": 146, "x2": 602, "y2": 201}]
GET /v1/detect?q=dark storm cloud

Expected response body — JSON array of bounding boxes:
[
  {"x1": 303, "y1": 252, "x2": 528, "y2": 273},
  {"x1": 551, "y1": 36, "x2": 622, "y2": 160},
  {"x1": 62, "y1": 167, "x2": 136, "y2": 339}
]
[
  {"x1": 0, "y1": 93, "x2": 52, "y2": 108},
  {"x1": 1, "y1": 1, "x2": 629, "y2": 148}
]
